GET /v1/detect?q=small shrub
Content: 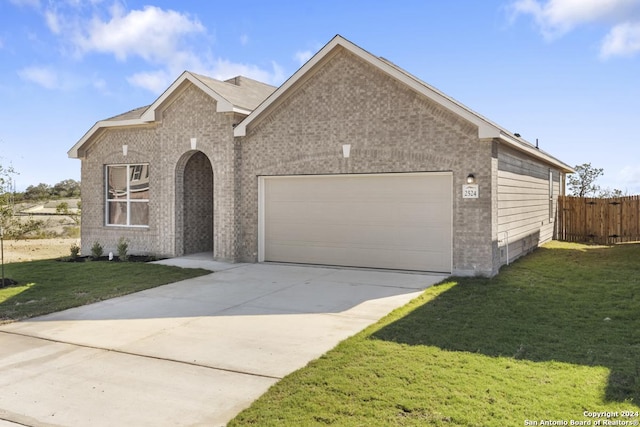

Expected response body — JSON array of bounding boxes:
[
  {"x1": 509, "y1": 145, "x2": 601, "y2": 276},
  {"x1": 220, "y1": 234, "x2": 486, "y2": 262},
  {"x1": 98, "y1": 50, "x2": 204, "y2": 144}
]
[
  {"x1": 91, "y1": 241, "x2": 103, "y2": 260},
  {"x1": 117, "y1": 237, "x2": 129, "y2": 262},
  {"x1": 69, "y1": 243, "x2": 80, "y2": 260}
]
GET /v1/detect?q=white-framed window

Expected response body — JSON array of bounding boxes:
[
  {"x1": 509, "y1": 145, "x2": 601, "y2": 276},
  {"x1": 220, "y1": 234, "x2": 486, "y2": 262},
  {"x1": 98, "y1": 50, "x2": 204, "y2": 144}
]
[{"x1": 106, "y1": 164, "x2": 149, "y2": 227}]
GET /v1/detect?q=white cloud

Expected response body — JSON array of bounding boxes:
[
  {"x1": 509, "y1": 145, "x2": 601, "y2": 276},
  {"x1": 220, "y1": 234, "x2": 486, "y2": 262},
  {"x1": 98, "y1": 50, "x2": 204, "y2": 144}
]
[
  {"x1": 45, "y1": 9, "x2": 61, "y2": 34},
  {"x1": 294, "y1": 50, "x2": 313, "y2": 65},
  {"x1": 126, "y1": 70, "x2": 172, "y2": 94},
  {"x1": 18, "y1": 66, "x2": 59, "y2": 89},
  {"x1": 11, "y1": 2, "x2": 286, "y2": 93},
  {"x1": 72, "y1": 4, "x2": 286, "y2": 92},
  {"x1": 74, "y1": 4, "x2": 205, "y2": 64},
  {"x1": 601, "y1": 21, "x2": 640, "y2": 57},
  {"x1": 510, "y1": 0, "x2": 640, "y2": 57},
  {"x1": 17, "y1": 65, "x2": 87, "y2": 91},
  {"x1": 240, "y1": 34, "x2": 249, "y2": 46}
]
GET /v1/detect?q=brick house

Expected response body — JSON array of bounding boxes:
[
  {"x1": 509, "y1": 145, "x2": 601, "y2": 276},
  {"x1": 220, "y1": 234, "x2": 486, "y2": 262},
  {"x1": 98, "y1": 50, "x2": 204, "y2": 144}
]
[{"x1": 68, "y1": 35, "x2": 573, "y2": 276}]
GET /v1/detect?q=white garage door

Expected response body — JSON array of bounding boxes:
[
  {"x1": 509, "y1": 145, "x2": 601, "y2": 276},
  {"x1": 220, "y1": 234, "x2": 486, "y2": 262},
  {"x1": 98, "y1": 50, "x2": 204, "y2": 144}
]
[{"x1": 259, "y1": 173, "x2": 452, "y2": 272}]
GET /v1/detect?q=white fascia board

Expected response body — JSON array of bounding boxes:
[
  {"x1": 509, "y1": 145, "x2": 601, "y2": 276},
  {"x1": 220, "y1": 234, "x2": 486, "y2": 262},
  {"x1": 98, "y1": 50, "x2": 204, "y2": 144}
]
[
  {"x1": 478, "y1": 124, "x2": 501, "y2": 139},
  {"x1": 234, "y1": 124, "x2": 246, "y2": 137},
  {"x1": 232, "y1": 107, "x2": 252, "y2": 116},
  {"x1": 67, "y1": 118, "x2": 148, "y2": 158},
  {"x1": 497, "y1": 132, "x2": 575, "y2": 173}
]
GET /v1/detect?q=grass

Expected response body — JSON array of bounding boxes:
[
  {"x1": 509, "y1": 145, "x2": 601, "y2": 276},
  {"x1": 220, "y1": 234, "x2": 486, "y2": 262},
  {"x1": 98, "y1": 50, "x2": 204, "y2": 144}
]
[
  {"x1": 0, "y1": 259, "x2": 211, "y2": 322},
  {"x1": 229, "y1": 241, "x2": 640, "y2": 426}
]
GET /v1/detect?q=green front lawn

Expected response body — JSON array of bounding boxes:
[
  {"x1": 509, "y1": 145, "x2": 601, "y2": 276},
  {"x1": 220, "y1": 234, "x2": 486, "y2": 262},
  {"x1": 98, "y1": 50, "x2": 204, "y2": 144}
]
[
  {"x1": 230, "y1": 242, "x2": 640, "y2": 426},
  {"x1": 0, "y1": 259, "x2": 210, "y2": 322}
]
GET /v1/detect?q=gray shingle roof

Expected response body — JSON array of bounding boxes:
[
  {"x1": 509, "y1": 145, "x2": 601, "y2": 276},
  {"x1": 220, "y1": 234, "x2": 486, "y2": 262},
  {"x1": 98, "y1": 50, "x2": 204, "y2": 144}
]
[
  {"x1": 192, "y1": 73, "x2": 276, "y2": 112},
  {"x1": 105, "y1": 105, "x2": 149, "y2": 121},
  {"x1": 104, "y1": 73, "x2": 276, "y2": 123}
]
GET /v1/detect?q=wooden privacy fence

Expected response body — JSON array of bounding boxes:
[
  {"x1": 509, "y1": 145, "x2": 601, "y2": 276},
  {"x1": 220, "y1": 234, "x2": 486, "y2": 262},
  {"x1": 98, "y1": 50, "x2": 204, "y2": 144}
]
[{"x1": 557, "y1": 195, "x2": 640, "y2": 244}]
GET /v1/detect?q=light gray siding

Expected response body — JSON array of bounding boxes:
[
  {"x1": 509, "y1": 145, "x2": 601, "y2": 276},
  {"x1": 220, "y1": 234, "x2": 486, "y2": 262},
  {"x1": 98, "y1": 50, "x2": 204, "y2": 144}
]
[{"x1": 496, "y1": 145, "x2": 561, "y2": 265}]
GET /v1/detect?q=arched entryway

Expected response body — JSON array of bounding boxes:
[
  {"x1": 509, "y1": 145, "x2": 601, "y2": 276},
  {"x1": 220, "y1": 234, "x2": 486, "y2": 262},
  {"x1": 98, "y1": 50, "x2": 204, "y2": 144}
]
[{"x1": 177, "y1": 151, "x2": 213, "y2": 255}]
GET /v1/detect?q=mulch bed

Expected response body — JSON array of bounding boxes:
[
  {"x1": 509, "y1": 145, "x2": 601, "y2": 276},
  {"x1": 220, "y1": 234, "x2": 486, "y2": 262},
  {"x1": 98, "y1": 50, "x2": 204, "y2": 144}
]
[
  {"x1": 0, "y1": 278, "x2": 19, "y2": 288},
  {"x1": 59, "y1": 255, "x2": 164, "y2": 263}
]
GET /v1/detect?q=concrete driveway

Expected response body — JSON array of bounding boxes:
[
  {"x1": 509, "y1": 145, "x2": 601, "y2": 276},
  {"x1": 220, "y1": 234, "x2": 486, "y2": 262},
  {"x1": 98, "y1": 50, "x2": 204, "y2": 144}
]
[{"x1": 0, "y1": 257, "x2": 446, "y2": 427}]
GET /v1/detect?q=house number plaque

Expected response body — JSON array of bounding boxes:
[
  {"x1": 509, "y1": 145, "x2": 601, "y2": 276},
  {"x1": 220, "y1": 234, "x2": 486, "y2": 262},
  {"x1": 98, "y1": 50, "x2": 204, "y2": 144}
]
[{"x1": 462, "y1": 184, "x2": 479, "y2": 199}]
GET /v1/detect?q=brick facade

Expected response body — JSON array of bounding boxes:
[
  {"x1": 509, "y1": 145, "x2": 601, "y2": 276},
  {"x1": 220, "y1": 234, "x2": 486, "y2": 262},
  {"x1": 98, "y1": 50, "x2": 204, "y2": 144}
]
[
  {"x1": 80, "y1": 83, "x2": 238, "y2": 260},
  {"x1": 73, "y1": 38, "x2": 570, "y2": 276},
  {"x1": 238, "y1": 48, "x2": 494, "y2": 275}
]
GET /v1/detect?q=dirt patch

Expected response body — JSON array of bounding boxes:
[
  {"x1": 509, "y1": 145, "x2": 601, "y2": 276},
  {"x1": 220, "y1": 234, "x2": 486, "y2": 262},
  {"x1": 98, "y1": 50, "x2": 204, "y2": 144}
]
[{"x1": 0, "y1": 238, "x2": 78, "y2": 263}]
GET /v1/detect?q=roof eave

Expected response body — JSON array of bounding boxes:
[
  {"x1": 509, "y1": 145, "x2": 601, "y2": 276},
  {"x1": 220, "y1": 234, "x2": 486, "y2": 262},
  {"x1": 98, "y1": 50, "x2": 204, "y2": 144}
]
[
  {"x1": 234, "y1": 35, "x2": 573, "y2": 174},
  {"x1": 67, "y1": 118, "x2": 148, "y2": 159},
  {"x1": 495, "y1": 132, "x2": 575, "y2": 173}
]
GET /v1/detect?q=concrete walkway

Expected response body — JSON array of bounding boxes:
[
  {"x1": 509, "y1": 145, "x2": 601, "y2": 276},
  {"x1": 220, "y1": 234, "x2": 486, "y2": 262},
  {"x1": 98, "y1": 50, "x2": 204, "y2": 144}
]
[{"x1": 0, "y1": 257, "x2": 446, "y2": 426}]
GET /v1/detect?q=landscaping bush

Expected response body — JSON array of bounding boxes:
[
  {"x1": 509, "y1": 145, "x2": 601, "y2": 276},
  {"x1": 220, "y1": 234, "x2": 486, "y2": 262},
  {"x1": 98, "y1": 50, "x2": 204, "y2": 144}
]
[
  {"x1": 117, "y1": 237, "x2": 129, "y2": 262},
  {"x1": 91, "y1": 241, "x2": 103, "y2": 260}
]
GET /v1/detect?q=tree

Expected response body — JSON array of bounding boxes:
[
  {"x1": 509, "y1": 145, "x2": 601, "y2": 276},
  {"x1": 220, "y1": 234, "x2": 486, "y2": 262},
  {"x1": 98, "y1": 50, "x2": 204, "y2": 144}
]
[
  {"x1": 0, "y1": 164, "x2": 47, "y2": 239},
  {"x1": 24, "y1": 183, "x2": 52, "y2": 200},
  {"x1": 52, "y1": 179, "x2": 80, "y2": 198},
  {"x1": 567, "y1": 163, "x2": 604, "y2": 197},
  {"x1": 598, "y1": 187, "x2": 625, "y2": 198},
  {"x1": 0, "y1": 163, "x2": 14, "y2": 286},
  {"x1": 0, "y1": 162, "x2": 17, "y2": 232}
]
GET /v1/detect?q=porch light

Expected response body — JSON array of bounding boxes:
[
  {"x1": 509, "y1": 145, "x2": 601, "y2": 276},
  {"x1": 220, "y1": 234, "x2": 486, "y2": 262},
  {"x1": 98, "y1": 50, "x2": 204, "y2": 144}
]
[
  {"x1": 466, "y1": 174, "x2": 476, "y2": 184},
  {"x1": 342, "y1": 144, "x2": 351, "y2": 158},
  {"x1": 122, "y1": 144, "x2": 128, "y2": 156},
  {"x1": 191, "y1": 138, "x2": 197, "y2": 150}
]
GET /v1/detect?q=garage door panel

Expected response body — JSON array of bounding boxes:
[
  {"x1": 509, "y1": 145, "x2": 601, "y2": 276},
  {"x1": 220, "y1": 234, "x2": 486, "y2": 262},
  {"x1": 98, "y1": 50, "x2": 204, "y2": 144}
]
[
  {"x1": 268, "y1": 201, "x2": 447, "y2": 226},
  {"x1": 262, "y1": 173, "x2": 452, "y2": 272},
  {"x1": 267, "y1": 223, "x2": 450, "y2": 250},
  {"x1": 268, "y1": 176, "x2": 450, "y2": 200},
  {"x1": 266, "y1": 243, "x2": 451, "y2": 272}
]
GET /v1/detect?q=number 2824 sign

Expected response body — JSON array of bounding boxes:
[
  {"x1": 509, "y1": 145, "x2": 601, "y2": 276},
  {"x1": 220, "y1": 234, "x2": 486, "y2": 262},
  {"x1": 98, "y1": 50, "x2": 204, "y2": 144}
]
[{"x1": 463, "y1": 184, "x2": 479, "y2": 199}]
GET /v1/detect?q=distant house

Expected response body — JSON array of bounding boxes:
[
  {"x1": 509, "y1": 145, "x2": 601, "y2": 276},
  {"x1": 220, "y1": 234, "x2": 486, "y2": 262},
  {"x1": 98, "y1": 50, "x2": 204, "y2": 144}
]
[{"x1": 68, "y1": 35, "x2": 573, "y2": 276}]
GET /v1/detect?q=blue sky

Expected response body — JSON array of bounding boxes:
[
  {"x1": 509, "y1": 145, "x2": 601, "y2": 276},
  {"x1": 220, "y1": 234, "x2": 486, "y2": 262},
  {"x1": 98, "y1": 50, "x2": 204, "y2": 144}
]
[{"x1": 1, "y1": 0, "x2": 639, "y2": 193}]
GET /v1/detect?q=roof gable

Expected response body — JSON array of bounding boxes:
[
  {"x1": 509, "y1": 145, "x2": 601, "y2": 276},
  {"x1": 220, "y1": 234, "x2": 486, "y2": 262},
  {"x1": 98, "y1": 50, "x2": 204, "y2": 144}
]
[
  {"x1": 68, "y1": 71, "x2": 276, "y2": 158},
  {"x1": 139, "y1": 71, "x2": 276, "y2": 122},
  {"x1": 234, "y1": 35, "x2": 573, "y2": 173}
]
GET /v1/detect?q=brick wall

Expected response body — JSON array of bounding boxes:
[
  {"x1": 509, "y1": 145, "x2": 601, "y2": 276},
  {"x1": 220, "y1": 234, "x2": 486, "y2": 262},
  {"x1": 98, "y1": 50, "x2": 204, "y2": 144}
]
[
  {"x1": 237, "y1": 48, "x2": 495, "y2": 275},
  {"x1": 80, "y1": 83, "x2": 238, "y2": 260}
]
